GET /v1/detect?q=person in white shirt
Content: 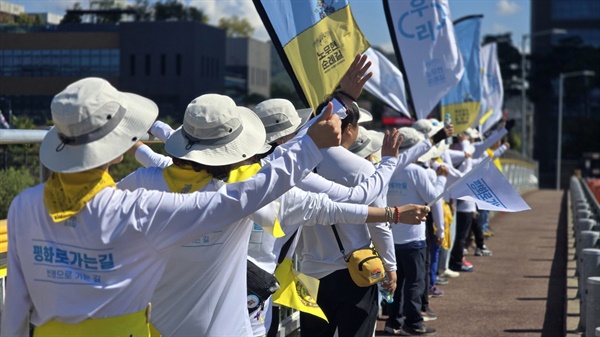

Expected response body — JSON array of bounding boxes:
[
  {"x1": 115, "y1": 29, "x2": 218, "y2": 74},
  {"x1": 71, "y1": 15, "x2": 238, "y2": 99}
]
[
  {"x1": 120, "y1": 95, "x2": 430, "y2": 337},
  {"x1": 384, "y1": 127, "x2": 448, "y2": 336},
  {"x1": 1, "y1": 78, "x2": 344, "y2": 337}
]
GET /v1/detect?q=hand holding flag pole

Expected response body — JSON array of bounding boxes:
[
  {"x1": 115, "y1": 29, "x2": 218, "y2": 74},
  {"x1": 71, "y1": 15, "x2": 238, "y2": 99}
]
[{"x1": 427, "y1": 157, "x2": 493, "y2": 207}]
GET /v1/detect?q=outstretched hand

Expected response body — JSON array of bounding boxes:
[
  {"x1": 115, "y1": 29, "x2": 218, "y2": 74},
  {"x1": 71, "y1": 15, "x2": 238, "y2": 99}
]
[
  {"x1": 307, "y1": 102, "x2": 342, "y2": 149},
  {"x1": 396, "y1": 204, "x2": 430, "y2": 224},
  {"x1": 339, "y1": 54, "x2": 373, "y2": 100},
  {"x1": 381, "y1": 128, "x2": 403, "y2": 158}
]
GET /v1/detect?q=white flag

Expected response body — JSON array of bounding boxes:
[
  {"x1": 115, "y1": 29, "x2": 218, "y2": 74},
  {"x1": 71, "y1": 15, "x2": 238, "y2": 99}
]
[
  {"x1": 383, "y1": 0, "x2": 464, "y2": 120},
  {"x1": 363, "y1": 47, "x2": 410, "y2": 117},
  {"x1": 449, "y1": 158, "x2": 530, "y2": 212},
  {"x1": 479, "y1": 43, "x2": 504, "y2": 133}
]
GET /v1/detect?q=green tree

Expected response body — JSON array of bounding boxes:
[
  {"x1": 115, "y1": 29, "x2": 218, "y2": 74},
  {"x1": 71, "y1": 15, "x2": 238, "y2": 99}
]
[
  {"x1": 13, "y1": 13, "x2": 44, "y2": 26},
  {"x1": 0, "y1": 167, "x2": 36, "y2": 219},
  {"x1": 154, "y1": 0, "x2": 185, "y2": 21},
  {"x1": 60, "y1": 2, "x2": 83, "y2": 24},
  {"x1": 218, "y1": 15, "x2": 254, "y2": 38},
  {"x1": 130, "y1": 0, "x2": 153, "y2": 21},
  {"x1": 188, "y1": 7, "x2": 208, "y2": 23}
]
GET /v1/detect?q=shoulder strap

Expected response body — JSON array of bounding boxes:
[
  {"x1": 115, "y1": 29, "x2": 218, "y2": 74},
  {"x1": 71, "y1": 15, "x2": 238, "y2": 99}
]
[{"x1": 330, "y1": 225, "x2": 346, "y2": 257}]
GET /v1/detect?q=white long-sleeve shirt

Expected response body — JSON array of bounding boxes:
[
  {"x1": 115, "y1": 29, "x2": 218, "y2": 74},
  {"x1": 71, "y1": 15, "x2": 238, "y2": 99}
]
[
  {"x1": 1, "y1": 135, "x2": 321, "y2": 337},
  {"x1": 117, "y1": 164, "x2": 369, "y2": 337},
  {"x1": 298, "y1": 146, "x2": 397, "y2": 279},
  {"x1": 387, "y1": 163, "x2": 446, "y2": 245}
]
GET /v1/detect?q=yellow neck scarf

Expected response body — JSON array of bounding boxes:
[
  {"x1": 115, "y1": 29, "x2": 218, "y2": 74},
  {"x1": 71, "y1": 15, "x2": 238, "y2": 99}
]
[
  {"x1": 227, "y1": 163, "x2": 284, "y2": 238},
  {"x1": 162, "y1": 165, "x2": 213, "y2": 193},
  {"x1": 44, "y1": 170, "x2": 116, "y2": 223}
]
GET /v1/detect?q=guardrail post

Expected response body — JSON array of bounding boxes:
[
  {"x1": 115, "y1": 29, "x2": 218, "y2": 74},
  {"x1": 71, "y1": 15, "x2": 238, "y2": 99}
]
[
  {"x1": 580, "y1": 250, "x2": 600, "y2": 333},
  {"x1": 586, "y1": 276, "x2": 600, "y2": 337}
]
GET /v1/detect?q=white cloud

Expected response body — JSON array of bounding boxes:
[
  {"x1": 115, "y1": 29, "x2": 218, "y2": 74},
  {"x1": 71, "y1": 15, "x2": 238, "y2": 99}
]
[
  {"x1": 496, "y1": 0, "x2": 520, "y2": 16},
  {"x1": 377, "y1": 42, "x2": 394, "y2": 54},
  {"x1": 492, "y1": 23, "x2": 509, "y2": 33},
  {"x1": 190, "y1": 0, "x2": 270, "y2": 41}
]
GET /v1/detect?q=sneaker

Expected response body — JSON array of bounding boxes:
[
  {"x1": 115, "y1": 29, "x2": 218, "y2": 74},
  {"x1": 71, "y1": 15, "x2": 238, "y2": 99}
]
[
  {"x1": 384, "y1": 323, "x2": 411, "y2": 336},
  {"x1": 429, "y1": 286, "x2": 444, "y2": 297},
  {"x1": 474, "y1": 247, "x2": 493, "y2": 256},
  {"x1": 463, "y1": 248, "x2": 469, "y2": 256},
  {"x1": 462, "y1": 257, "x2": 473, "y2": 268},
  {"x1": 441, "y1": 269, "x2": 460, "y2": 278},
  {"x1": 404, "y1": 325, "x2": 437, "y2": 335},
  {"x1": 435, "y1": 276, "x2": 449, "y2": 285},
  {"x1": 483, "y1": 230, "x2": 494, "y2": 237},
  {"x1": 421, "y1": 308, "x2": 438, "y2": 321},
  {"x1": 459, "y1": 264, "x2": 474, "y2": 272}
]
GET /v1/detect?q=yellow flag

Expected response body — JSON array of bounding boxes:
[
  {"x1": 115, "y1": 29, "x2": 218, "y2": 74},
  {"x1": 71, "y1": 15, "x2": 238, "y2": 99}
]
[{"x1": 273, "y1": 258, "x2": 328, "y2": 322}]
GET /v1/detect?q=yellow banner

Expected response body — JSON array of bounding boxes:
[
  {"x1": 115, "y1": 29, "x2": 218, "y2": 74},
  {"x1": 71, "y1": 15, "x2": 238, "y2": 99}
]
[
  {"x1": 284, "y1": 6, "x2": 369, "y2": 109},
  {"x1": 273, "y1": 258, "x2": 328, "y2": 322},
  {"x1": 441, "y1": 101, "x2": 481, "y2": 135}
]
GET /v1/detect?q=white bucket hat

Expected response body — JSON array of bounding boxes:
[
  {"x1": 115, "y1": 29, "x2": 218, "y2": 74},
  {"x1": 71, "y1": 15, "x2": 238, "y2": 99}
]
[
  {"x1": 349, "y1": 126, "x2": 384, "y2": 159},
  {"x1": 398, "y1": 127, "x2": 425, "y2": 153},
  {"x1": 165, "y1": 94, "x2": 266, "y2": 166},
  {"x1": 254, "y1": 99, "x2": 312, "y2": 144},
  {"x1": 418, "y1": 122, "x2": 449, "y2": 162},
  {"x1": 358, "y1": 108, "x2": 373, "y2": 124},
  {"x1": 40, "y1": 77, "x2": 158, "y2": 173}
]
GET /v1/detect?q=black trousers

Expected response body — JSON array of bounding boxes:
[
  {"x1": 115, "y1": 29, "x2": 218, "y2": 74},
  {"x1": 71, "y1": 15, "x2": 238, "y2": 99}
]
[
  {"x1": 450, "y1": 211, "x2": 473, "y2": 270},
  {"x1": 386, "y1": 246, "x2": 426, "y2": 330},
  {"x1": 421, "y1": 215, "x2": 434, "y2": 311},
  {"x1": 300, "y1": 268, "x2": 378, "y2": 337}
]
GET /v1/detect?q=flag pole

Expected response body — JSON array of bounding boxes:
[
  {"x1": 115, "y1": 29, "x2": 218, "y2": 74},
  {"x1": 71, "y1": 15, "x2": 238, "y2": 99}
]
[{"x1": 427, "y1": 156, "x2": 493, "y2": 207}]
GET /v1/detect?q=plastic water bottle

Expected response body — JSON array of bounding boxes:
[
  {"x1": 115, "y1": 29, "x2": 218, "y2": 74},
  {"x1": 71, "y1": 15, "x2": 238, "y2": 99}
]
[
  {"x1": 444, "y1": 113, "x2": 453, "y2": 145},
  {"x1": 378, "y1": 275, "x2": 394, "y2": 303}
]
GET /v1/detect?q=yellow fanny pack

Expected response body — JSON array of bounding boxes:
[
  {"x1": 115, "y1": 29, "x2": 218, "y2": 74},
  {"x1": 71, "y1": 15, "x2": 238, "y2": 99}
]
[
  {"x1": 331, "y1": 225, "x2": 384, "y2": 287},
  {"x1": 34, "y1": 308, "x2": 150, "y2": 337}
]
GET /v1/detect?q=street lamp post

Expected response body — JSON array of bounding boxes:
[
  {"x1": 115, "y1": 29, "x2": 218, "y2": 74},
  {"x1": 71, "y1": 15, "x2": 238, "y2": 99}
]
[
  {"x1": 521, "y1": 28, "x2": 567, "y2": 157},
  {"x1": 556, "y1": 70, "x2": 595, "y2": 190}
]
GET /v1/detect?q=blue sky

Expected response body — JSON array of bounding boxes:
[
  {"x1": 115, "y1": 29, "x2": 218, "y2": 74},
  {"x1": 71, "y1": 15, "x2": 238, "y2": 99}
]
[{"x1": 14, "y1": 0, "x2": 530, "y2": 51}]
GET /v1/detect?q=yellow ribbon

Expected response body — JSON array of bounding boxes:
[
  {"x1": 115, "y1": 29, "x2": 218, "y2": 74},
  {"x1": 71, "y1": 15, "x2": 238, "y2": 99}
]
[
  {"x1": 485, "y1": 149, "x2": 503, "y2": 172},
  {"x1": 43, "y1": 170, "x2": 116, "y2": 223},
  {"x1": 441, "y1": 201, "x2": 453, "y2": 250},
  {"x1": 162, "y1": 165, "x2": 213, "y2": 193}
]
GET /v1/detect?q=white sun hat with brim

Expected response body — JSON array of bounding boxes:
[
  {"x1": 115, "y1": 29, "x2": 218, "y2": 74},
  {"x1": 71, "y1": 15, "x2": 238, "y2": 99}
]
[
  {"x1": 254, "y1": 99, "x2": 312, "y2": 144},
  {"x1": 40, "y1": 77, "x2": 158, "y2": 173},
  {"x1": 464, "y1": 127, "x2": 480, "y2": 140},
  {"x1": 165, "y1": 94, "x2": 266, "y2": 166},
  {"x1": 398, "y1": 127, "x2": 425, "y2": 153},
  {"x1": 358, "y1": 108, "x2": 373, "y2": 124},
  {"x1": 412, "y1": 119, "x2": 434, "y2": 137},
  {"x1": 349, "y1": 126, "x2": 384, "y2": 159},
  {"x1": 418, "y1": 122, "x2": 449, "y2": 162}
]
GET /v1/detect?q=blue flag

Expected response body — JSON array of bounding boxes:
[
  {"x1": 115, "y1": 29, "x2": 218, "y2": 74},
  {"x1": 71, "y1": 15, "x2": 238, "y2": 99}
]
[{"x1": 440, "y1": 15, "x2": 483, "y2": 134}]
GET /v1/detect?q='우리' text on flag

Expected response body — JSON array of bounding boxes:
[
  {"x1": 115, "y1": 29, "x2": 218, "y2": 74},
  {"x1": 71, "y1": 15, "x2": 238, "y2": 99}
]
[
  {"x1": 362, "y1": 47, "x2": 410, "y2": 117},
  {"x1": 253, "y1": 0, "x2": 370, "y2": 109},
  {"x1": 440, "y1": 15, "x2": 484, "y2": 134},
  {"x1": 383, "y1": 0, "x2": 464, "y2": 120}
]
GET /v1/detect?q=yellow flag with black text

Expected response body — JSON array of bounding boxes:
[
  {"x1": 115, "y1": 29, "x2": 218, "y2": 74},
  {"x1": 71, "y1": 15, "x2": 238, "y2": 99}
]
[{"x1": 253, "y1": 0, "x2": 369, "y2": 109}]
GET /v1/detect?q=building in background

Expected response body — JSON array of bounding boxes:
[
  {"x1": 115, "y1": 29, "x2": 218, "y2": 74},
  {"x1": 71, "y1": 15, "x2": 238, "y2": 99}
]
[
  {"x1": 0, "y1": 21, "x2": 226, "y2": 122},
  {"x1": 530, "y1": 0, "x2": 600, "y2": 188},
  {"x1": 225, "y1": 37, "x2": 271, "y2": 104}
]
